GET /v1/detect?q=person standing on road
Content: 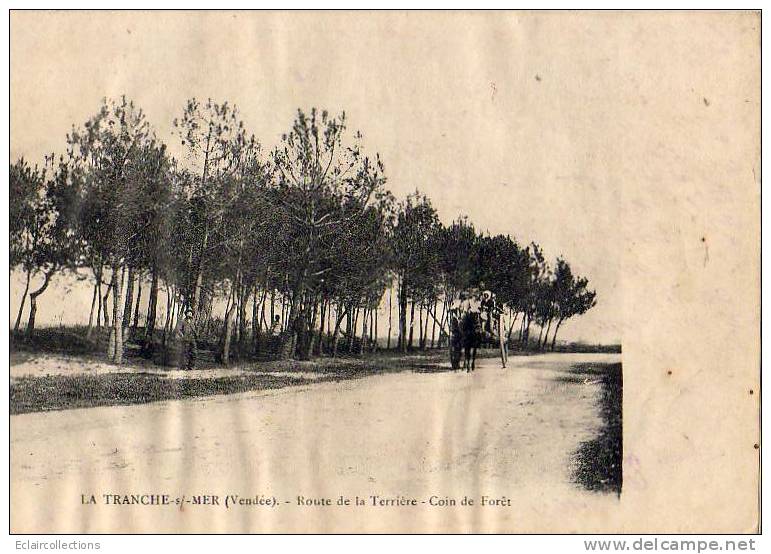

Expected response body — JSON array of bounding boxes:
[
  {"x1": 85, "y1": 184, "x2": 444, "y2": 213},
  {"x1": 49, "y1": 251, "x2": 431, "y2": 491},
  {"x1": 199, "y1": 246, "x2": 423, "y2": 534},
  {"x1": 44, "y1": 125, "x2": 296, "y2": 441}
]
[
  {"x1": 268, "y1": 315, "x2": 283, "y2": 356},
  {"x1": 178, "y1": 308, "x2": 197, "y2": 371},
  {"x1": 270, "y1": 315, "x2": 282, "y2": 337}
]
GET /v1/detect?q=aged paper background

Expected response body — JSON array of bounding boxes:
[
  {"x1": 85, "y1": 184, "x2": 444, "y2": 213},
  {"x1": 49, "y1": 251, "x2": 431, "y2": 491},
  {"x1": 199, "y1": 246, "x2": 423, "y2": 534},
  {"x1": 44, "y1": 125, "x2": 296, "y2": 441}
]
[{"x1": 9, "y1": 10, "x2": 760, "y2": 533}]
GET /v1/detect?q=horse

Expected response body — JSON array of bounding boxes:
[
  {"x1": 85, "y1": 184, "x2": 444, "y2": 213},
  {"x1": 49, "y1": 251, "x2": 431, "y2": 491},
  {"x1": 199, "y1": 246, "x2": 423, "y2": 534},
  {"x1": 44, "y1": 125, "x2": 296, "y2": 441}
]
[{"x1": 459, "y1": 310, "x2": 482, "y2": 372}]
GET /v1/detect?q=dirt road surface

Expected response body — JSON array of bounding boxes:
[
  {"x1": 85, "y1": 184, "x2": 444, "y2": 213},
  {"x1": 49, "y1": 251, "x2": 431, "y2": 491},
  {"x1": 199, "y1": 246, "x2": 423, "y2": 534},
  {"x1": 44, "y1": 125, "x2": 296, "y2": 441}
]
[{"x1": 11, "y1": 353, "x2": 621, "y2": 533}]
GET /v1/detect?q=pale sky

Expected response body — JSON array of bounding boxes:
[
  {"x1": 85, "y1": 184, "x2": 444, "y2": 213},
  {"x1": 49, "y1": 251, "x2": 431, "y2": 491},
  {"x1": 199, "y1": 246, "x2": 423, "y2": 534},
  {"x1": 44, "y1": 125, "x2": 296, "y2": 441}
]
[{"x1": 14, "y1": 11, "x2": 753, "y2": 344}]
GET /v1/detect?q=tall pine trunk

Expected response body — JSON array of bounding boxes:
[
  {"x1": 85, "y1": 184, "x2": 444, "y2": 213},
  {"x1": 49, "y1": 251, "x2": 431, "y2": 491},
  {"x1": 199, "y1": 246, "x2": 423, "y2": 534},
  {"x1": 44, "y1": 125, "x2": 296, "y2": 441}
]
[
  {"x1": 541, "y1": 318, "x2": 553, "y2": 350},
  {"x1": 398, "y1": 278, "x2": 407, "y2": 353},
  {"x1": 309, "y1": 299, "x2": 320, "y2": 358},
  {"x1": 349, "y1": 306, "x2": 359, "y2": 351},
  {"x1": 430, "y1": 299, "x2": 438, "y2": 348},
  {"x1": 144, "y1": 263, "x2": 159, "y2": 349},
  {"x1": 387, "y1": 288, "x2": 392, "y2": 350},
  {"x1": 108, "y1": 264, "x2": 126, "y2": 363},
  {"x1": 86, "y1": 278, "x2": 98, "y2": 339},
  {"x1": 550, "y1": 319, "x2": 564, "y2": 351},
  {"x1": 374, "y1": 307, "x2": 378, "y2": 352},
  {"x1": 122, "y1": 266, "x2": 135, "y2": 337},
  {"x1": 14, "y1": 268, "x2": 31, "y2": 332},
  {"x1": 359, "y1": 307, "x2": 368, "y2": 355},
  {"x1": 252, "y1": 287, "x2": 259, "y2": 349},
  {"x1": 86, "y1": 263, "x2": 103, "y2": 339},
  {"x1": 132, "y1": 274, "x2": 143, "y2": 332},
  {"x1": 418, "y1": 305, "x2": 428, "y2": 350},
  {"x1": 222, "y1": 289, "x2": 236, "y2": 366},
  {"x1": 260, "y1": 290, "x2": 268, "y2": 330},
  {"x1": 102, "y1": 280, "x2": 112, "y2": 328},
  {"x1": 522, "y1": 313, "x2": 532, "y2": 347},
  {"x1": 507, "y1": 310, "x2": 519, "y2": 342},
  {"x1": 190, "y1": 221, "x2": 209, "y2": 320},
  {"x1": 424, "y1": 305, "x2": 431, "y2": 349},
  {"x1": 163, "y1": 285, "x2": 173, "y2": 345},
  {"x1": 26, "y1": 270, "x2": 54, "y2": 336},
  {"x1": 237, "y1": 285, "x2": 247, "y2": 354},
  {"x1": 407, "y1": 300, "x2": 415, "y2": 350},
  {"x1": 317, "y1": 299, "x2": 327, "y2": 356},
  {"x1": 331, "y1": 305, "x2": 347, "y2": 358},
  {"x1": 95, "y1": 274, "x2": 103, "y2": 330}
]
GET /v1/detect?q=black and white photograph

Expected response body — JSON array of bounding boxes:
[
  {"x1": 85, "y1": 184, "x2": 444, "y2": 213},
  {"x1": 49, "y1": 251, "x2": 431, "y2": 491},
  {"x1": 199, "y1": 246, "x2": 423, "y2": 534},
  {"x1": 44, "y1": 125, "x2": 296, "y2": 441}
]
[{"x1": 7, "y1": 10, "x2": 759, "y2": 535}]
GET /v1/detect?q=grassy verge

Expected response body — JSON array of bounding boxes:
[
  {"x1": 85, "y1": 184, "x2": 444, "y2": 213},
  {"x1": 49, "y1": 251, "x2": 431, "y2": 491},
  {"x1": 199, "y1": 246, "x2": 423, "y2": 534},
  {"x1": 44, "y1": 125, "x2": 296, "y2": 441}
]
[
  {"x1": 10, "y1": 350, "x2": 450, "y2": 415},
  {"x1": 567, "y1": 361, "x2": 623, "y2": 495},
  {"x1": 11, "y1": 373, "x2": 309, "y2": 415}
]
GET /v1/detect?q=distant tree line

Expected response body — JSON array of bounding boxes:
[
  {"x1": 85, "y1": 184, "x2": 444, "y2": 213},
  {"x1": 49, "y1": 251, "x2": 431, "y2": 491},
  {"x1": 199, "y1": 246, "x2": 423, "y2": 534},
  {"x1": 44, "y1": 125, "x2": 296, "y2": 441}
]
[{"x1": 9, "y1": 96, "x2": 597, "y2": 364}]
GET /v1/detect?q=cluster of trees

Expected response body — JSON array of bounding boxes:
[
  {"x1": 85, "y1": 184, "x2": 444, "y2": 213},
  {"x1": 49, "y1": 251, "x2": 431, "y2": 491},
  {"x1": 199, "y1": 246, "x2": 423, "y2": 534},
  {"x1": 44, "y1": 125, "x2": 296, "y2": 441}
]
[
  {"x1": 10, "y1": 96, "x2": 596, "y2": 364},
  {"x1": 390, "y1": 202, "x2": 597, "y2": 353}
]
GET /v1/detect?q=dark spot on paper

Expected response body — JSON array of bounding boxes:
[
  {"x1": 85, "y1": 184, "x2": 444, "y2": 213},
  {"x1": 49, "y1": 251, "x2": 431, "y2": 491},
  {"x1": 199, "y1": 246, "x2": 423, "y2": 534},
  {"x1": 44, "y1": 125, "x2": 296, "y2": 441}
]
[
  {"x1": 535, "y1": 74, "x2": 542, "y2": 82},
  {"x1": 667, "y1": 370, "x2": 672, "y2": 376},
  {"x1": 490, "y1": 82, "x2": 497, "y2": 101},
  {"x1": 703, "y1": 97, "x2": 710, "y2": 106},
  {"x1": 750, "y1": 389, "x2": 754, "y2": 395},
  {"x1": 754, "y1": 444, "x2": 759, "y2": 450},
  {"x1": 701, "y1": 237, "x2": 706, "y2": 242}
]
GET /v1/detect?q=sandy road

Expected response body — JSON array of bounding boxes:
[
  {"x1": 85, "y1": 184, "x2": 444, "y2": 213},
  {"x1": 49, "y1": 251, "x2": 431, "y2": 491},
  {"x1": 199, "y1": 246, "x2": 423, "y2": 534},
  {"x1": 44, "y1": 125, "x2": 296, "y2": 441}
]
[{"x1": 11, "y1": 353, "x2": 621, "y2": 533}]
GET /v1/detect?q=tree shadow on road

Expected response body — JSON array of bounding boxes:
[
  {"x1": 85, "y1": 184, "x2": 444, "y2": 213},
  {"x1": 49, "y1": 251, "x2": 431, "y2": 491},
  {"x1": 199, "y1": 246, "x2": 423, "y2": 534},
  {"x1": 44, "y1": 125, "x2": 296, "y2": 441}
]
[{"x1": 411, "y1": 363, "x2": 457, "y2": 374}]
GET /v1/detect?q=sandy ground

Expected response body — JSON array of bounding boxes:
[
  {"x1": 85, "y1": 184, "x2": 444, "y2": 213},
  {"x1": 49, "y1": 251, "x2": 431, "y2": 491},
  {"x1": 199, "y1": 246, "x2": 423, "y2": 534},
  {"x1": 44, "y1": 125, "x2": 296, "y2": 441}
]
[
  {"x1": 10, "y1": 352, "x2": 328, "y2": 381},
  {"x1": 11, "y1": 352, "x2": 621, "y2": 533}
]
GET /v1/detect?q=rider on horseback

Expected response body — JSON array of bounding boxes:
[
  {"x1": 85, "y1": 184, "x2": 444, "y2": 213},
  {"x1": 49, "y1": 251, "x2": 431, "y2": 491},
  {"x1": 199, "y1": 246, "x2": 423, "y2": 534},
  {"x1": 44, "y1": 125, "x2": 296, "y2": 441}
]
[
  {"x1": 449, "y1": 290, "x2": 467, "y2": 319},
  {"x1": 448, "y1": 284, "x2": 508, "y2": 370},
  {"x1": 480, "y1": 289, "x2": 499, "y2": 336}
]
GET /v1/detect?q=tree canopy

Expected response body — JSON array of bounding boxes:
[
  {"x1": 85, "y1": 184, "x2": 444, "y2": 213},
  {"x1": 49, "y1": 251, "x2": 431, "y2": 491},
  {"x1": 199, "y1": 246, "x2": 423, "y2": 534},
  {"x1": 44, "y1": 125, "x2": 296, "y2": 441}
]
[{"x1": 10, "y1": 97, "x2": 598, "y2": 362}]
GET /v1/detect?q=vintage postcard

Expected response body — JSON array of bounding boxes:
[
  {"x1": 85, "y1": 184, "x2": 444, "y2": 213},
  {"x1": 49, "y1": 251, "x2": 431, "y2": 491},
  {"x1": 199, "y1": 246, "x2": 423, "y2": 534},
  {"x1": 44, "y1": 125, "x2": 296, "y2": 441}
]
[{"x1": 8, "y1": 10, "x2": 760, "y2": 534}]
